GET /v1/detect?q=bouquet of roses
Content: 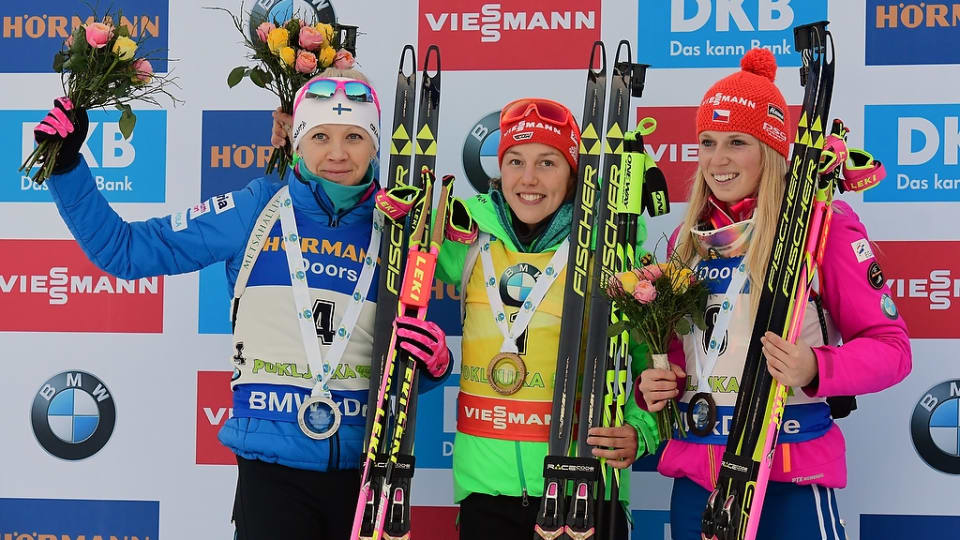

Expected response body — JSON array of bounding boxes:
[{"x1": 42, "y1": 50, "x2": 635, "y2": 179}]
[
  {"x1": 219, "y1": 5, "x2": 359, "y2": 179},
  {"x1": 19, "y1": 10, "x2": 178, "y2": 185},
  {"x1": 605, "y1": 251, "x2": 711, "y2": 440}
]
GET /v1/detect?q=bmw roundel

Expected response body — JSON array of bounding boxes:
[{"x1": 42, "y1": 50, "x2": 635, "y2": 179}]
[
  {"x1": 911, "y1": 379, "x2": 960, "y2": 475},
  {"x1": 32, "y1": 371, "x2": 116, "y2": 460},
  {"x1": 499, "y1": 262, "x2": 542, "y2": 308},
  {"x1": 462, "y1": 111, "x2": 502, "y2": 194},
  {"x1": 248, "y1": 1, "x2": 337, "y2": 43}
]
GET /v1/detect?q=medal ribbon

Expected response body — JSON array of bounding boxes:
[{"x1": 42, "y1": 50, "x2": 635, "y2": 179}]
[
  {"x1": 478, "y1": 233, "x2": 568, "y2": 354},
  {"x1": 692, "y1": 260, "x2": 750, "y2": 394},
  {"x1": 278, "y1": 190, "x2": 382, "y2": 398}
]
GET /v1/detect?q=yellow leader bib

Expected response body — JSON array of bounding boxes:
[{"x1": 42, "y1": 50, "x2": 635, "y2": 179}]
[{"x1": 459, "y1": 239, "x2": 567, "y2": 442}]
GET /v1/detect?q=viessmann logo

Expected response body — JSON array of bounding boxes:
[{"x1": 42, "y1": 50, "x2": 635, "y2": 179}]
[
  {"x1": 419, "y1": 0, "x2": 601, "y2": 70},
  {"x1": 874, "y1": 241, "x2": 960, "y2": 338},
  {"x1": 0, "y1": 240, "x2": 163, "y2": 333},
  {"x1": 196, "y1": 371, "x2": 235, "y2": 465}
]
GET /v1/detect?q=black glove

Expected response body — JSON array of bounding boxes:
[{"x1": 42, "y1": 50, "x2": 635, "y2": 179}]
[{"x1": 34, "y1": 97, "x2": 89, "y2": 174}]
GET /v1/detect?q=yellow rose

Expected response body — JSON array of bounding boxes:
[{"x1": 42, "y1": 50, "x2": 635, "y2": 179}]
[
  {"x1": 315, "y1": 23, "x2": 335, "y2": 43},
  {"x1": 279, "y1": 46, "x2": 296, "y2": 67},
  {"x1": 317, "y1": 46, "x2": 336, "y2": 67},
  {"x1": 267, "y1": 27, "x2": 289, "y2": 54},
  {"x1": 111, "y1": 35, "x2": 137, "y2": 60},
  {"x1": 668, "y1": 268, "x2": 693, "y2": 294}
]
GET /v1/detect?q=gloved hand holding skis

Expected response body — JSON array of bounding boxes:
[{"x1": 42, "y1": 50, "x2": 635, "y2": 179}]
[{"x1": 393, "y1": 315, "x2": 449, "y2": 378}]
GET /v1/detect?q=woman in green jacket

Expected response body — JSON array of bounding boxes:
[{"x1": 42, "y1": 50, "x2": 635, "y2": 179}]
[{"x1": 435, "y1": 98, "x2": 658, "y2": 539}]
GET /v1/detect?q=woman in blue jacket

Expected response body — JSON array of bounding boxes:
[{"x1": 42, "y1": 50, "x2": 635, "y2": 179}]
[{"x1": 33, "y1": 68, "x2": 451, "y2": 539}]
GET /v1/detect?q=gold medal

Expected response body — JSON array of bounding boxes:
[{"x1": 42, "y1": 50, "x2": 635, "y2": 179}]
[{"x1": 486, "y1": 352, "x2": 527, "y2": 396}]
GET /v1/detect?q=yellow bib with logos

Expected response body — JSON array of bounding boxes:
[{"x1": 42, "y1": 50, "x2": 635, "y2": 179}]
[{"x1": 459, "y1": 240, "x2": 566, "y2": 441}]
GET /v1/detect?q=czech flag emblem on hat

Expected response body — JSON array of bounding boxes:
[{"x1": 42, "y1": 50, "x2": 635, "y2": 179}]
[{"x1": 713, "y1": 109, "x2": 730, "y2": 123}]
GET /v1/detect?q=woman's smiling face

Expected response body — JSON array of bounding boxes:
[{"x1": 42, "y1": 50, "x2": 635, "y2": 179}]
[{"x1": 499, "y1": 143, "x2": 573, "y2": 229}]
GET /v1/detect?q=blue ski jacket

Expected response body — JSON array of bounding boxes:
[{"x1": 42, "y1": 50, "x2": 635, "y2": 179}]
[{"x1": 47, "y1": 157, "x2": 447, "y2": 472}]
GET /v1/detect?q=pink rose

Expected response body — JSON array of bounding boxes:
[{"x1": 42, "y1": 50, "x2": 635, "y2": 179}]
[
  {"x1": 84, "y1": 22, "x2": 113, "y2": 49},
  {"x1": 256, "y1": 22, "x2": 276, "y2": 43},
  {"x1": 298, "y1": 25, "x2": 325, "y2": 51},
  {"x1": 633, "y1": 280, "x2": 657, "y2": 304},
  {"x1": 634, "y1": 264, "x2": 663, "y2": 282},
  {"x1": 333, "y1": 48, "x2": 355, "y2": 69},
  {"x1": 132, "y1": 58, "x2": 153, "y2": 83},
  {"x1": 294, "y1": 50, "x2": 317, "y2": 74}
]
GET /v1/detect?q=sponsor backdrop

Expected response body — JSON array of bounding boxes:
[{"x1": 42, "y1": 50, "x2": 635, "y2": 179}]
[{"x1": 0, "y1": 1, "x2": 956, "y2": 538}]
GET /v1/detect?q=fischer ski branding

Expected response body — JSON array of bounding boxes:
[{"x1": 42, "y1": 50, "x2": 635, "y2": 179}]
[
  {"x1": 700, "y1": 22, "x2": 839, "y2": 540},
  {"x1": 536, "y1": 40, "x2": 670, "y2": 540},
  {"x1": 354, "y1": 45, "x2": 443, "y2": 540}
]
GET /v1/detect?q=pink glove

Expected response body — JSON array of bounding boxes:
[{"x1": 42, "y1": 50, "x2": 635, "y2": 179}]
[{"x1": 394, "y1": 315, "x2": 450, "y2": 378}]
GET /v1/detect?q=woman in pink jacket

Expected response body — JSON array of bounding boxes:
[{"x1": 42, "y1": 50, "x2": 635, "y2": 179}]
[{"x1": 636, "y1": 49, "x2": 911, "y2": 539}]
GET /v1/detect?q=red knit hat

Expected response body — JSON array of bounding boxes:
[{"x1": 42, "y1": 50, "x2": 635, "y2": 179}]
[
  {"x1": 497, "y1": 98, "x2": 581, "y2": 173},
  {"x1": 696, "y1": 48, "x2": 791, "y2": 159}
]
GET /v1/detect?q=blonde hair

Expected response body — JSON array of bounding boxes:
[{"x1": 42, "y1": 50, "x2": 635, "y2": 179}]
[
  {"x1": 672, "y1": 143, "x2": 788, "y2": 313},
  {"x1": 318, "y1": 67, "x2": 370, "y2": 83}
]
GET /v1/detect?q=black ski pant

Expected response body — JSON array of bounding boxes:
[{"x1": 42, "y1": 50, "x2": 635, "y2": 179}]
[{"x1": 233, "y1": 456, "x2": 360, "y2": 540}]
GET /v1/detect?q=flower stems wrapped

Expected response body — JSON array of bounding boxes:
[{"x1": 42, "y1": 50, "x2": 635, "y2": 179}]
[
  {"x1": 19, "y1": 10, "x2": 179, "y2": 185},
  {"x1": 605, "y1": 252, "x2": 711, "y2": 441}
]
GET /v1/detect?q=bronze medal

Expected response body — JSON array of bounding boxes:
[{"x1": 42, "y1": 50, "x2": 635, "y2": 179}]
[{"x1": 487, "y1": 352, "x2": 527, "y2": 396}]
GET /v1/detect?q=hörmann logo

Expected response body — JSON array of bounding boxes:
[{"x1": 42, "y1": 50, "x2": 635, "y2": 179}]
[
  {"x1": 419, "y1": 0, "x2": 600, "y2": 70},
  {"x1": 867, "y1": 1, "x2": 960, "y2": 65},
  {"x1": 0, "y1": 498, "x2": 159, "y2": 539},
  {"x1": 637, "y1": 0, "x2": 827, "y2": 68},
  {"x1": 1, "y1": 0, "x2": 170, "y2": 73}
]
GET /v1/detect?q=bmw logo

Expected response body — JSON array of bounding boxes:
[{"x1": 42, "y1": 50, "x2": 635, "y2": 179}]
[
  {"x1": 462, "y1": 111, "x2": 502, "y2": 194},
  {"x1": 32, "y1": 371, "x2": 116, "y2": 460},
  {"x1": 499, "y1": 263, "x2": 542, "y2": 308},
  {"x1": 248, "y1": 0, "x2": 337, "y2": 43},
  {"x1": 911, "y1": 380, "x2": 960, "y2": 474}
]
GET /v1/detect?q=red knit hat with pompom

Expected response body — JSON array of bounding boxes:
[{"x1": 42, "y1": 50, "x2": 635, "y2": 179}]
[{"x1": 696, "y1": 48, "x2": 791, "y2": 158}]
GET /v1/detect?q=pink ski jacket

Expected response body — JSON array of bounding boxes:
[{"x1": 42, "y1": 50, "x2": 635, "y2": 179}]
[{"x1": 657, "y1": 201, "x2": 911, "y2": 490}]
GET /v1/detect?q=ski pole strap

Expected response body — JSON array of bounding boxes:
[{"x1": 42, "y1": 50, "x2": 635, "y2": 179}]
[
  {"x1": 478, "y1": 233, "x2": 569, "y2": 354},
  {"x1": 278, "y1": 190, "x2": 383, "y2": 398},
  {"x1": 376, "y1": 184, "x2": 422, "y2": 222},
  {"x1": 692, "y1": 259, "x2": 750, "y2": 394},
  {"x1": 841, "y1": 148, "x2": 885, "y2": 192},
  {"x1": 445, "y1": 196, "x2": 478, "y2": 245}
]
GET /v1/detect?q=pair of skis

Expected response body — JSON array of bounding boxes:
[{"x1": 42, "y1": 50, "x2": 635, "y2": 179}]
[
  {"x1": 535, "y1": 40, "x2": 670, "y2": 540},
  {"x1": 700, "y1": 22, "x2": 838, "y2": 540},
  {"x1": 353, "y1": 44, "x2": 442, "y2": 540}
]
